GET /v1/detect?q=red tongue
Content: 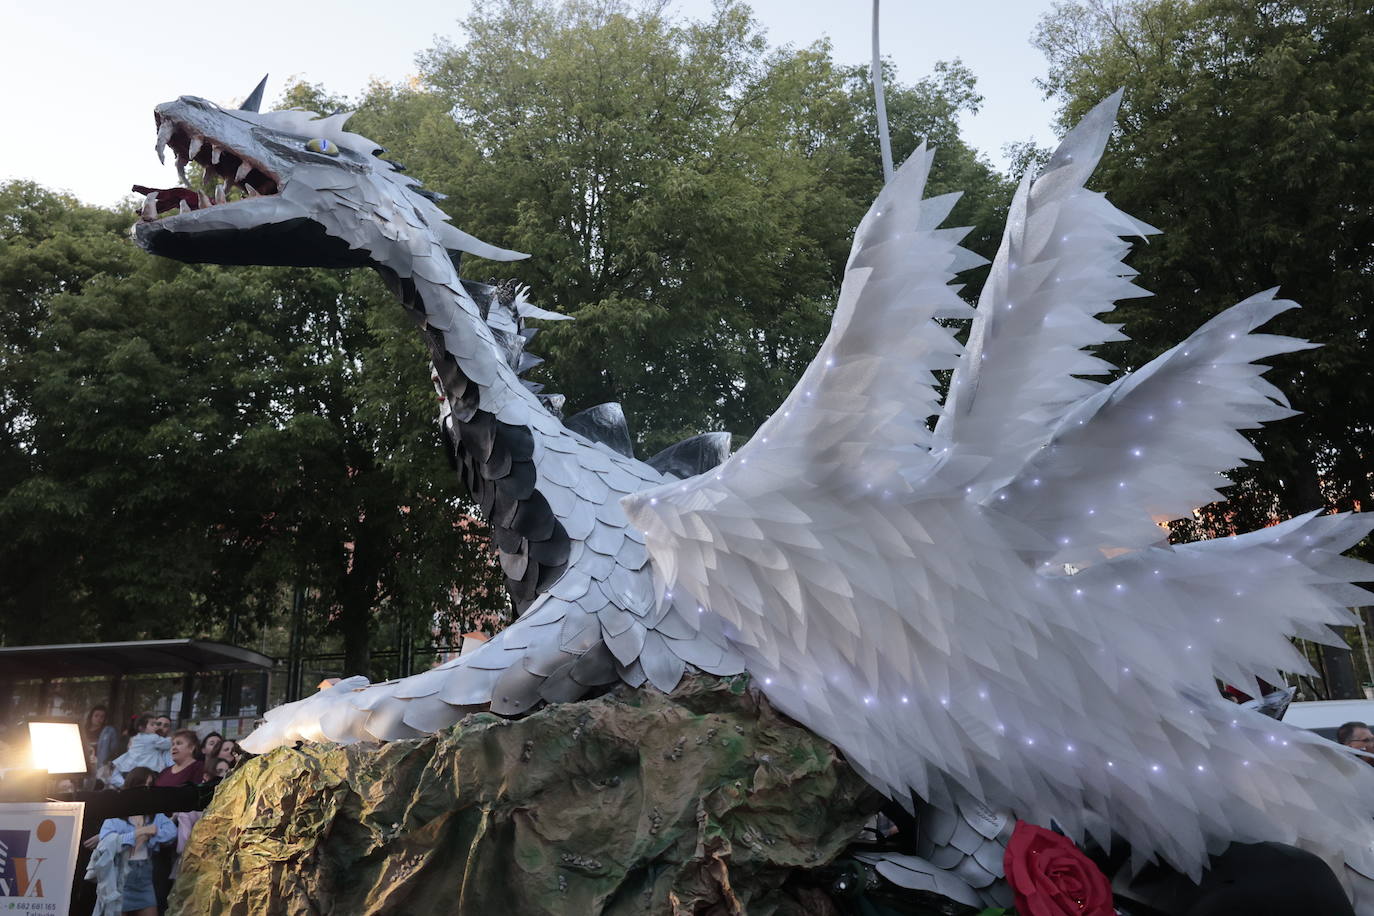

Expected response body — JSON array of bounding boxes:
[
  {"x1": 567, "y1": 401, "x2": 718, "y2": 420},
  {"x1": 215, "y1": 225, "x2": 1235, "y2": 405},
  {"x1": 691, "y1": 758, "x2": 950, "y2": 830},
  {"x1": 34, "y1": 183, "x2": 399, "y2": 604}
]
[{"x1": 132, "y1": 185, "x2": 200, "y2": 213}]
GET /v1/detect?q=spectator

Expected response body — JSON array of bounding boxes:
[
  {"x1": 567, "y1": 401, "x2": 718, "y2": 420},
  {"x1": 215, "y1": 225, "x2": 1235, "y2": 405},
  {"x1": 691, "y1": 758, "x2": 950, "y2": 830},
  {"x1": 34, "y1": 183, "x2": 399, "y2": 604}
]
[
  {"x1": 154, "y1": 730, "x2": 204, "y2": 787},
  {"x1": 1338, "y1": 721, "x2": 1374, "y2": 765},
  {"x1": 217, "y1": 739, "x2": 238, "y2": 769},
  {"x1": 84, "y1": 705, "x2": 121, "y2": 774},
  {"x1": 108, "y1": 716, "x2": 171, "y2": 787},
  {"x1": 93, "y1": 766, "x2": 175, "y2": 916},
  {"x1": 210, "y1": 758, "x2": 231, "y2": 780},
  {"x1": 151, "y1": 730, "x2": 205, "y2": 911},
  {"x1": 153, "y1": 716, "x2": 172, "y2": 738},
  {"x1": 198, "y1": 732, "x2": 223, "y2": 763}
]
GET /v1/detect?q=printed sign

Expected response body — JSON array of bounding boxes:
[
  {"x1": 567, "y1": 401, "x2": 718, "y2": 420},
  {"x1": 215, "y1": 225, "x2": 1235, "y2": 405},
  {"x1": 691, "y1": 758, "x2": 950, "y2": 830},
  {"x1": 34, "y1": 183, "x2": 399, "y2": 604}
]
[{"x1": 0, "y1": 802, "x2": 83, "y2": 914}]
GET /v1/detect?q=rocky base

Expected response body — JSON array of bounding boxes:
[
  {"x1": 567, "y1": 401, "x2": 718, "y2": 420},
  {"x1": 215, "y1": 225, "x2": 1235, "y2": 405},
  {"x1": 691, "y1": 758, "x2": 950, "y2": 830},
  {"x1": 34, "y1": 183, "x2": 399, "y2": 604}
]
[{"x1": 169, "y1": 675, "x2": 885, "y2": 915}]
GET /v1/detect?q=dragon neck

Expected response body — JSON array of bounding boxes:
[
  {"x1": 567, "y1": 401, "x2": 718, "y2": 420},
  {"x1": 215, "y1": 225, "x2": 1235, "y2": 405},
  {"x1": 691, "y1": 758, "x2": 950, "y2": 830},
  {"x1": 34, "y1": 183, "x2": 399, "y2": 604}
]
[{"x1": 373, "y1": 246, "x2": 572, "y2": 612}]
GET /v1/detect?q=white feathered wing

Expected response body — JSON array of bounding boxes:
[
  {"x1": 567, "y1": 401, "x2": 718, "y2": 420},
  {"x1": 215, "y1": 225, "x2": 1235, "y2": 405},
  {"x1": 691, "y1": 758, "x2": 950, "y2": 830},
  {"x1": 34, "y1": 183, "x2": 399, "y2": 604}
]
[{"x1": 622, "y1": 93, "x2": 1374, "y2": 894}]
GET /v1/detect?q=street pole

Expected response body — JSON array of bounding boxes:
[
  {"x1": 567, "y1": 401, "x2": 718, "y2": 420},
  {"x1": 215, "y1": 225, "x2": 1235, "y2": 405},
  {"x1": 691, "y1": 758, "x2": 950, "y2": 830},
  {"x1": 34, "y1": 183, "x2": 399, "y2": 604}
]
[{"x1": 871, "y1": 0, "x2": 894, "y2": 184}]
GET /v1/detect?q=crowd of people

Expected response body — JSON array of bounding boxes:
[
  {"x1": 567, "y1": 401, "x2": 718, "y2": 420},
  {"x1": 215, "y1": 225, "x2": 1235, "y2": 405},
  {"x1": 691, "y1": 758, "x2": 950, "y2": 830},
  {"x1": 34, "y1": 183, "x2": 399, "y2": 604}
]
[
  {"x1": 81, "y1": 706, "x2": 244, "y2": 791},
  {"x1": 75, "y1": 705, "x2": 250, "y2": 915}
]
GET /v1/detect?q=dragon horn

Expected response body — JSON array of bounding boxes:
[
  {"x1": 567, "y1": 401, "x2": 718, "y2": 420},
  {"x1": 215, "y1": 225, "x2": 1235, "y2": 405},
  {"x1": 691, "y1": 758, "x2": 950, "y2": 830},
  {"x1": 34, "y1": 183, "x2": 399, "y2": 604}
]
[{"x1": 239, "y1": 75, "x2": 269, "y2": 113}]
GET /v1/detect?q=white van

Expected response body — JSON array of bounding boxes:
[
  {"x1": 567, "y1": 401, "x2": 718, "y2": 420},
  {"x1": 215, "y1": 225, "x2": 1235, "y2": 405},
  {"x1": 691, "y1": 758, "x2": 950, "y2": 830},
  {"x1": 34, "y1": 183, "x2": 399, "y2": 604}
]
[{"x1": 1283, "y1": 699, "x2": 1374, "y2": 741}]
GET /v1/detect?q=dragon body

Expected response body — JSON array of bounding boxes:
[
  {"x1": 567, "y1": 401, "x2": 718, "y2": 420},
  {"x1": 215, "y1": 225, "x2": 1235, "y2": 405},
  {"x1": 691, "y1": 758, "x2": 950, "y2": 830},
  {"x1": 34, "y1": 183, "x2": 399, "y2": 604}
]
[
  {"x1": 134, "y1": 84, "x2": 1374, "y2": 911},
  {"x1": 134, "y1": 88, "x2": 742, "y2": 746}
]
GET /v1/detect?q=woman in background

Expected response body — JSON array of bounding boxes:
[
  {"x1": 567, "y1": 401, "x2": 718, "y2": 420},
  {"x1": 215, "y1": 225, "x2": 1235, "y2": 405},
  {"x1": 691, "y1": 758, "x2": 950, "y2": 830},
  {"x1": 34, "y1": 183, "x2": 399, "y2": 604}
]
[
  {"x1": 198, "y1": 732, "x2": 223, "y2": 763},
  {"x1": 154, "y1": 730, "x2": 204, "y2": 787},
  {"x1": 84, "y1": 705, "x2": 121, "y2": 775}
]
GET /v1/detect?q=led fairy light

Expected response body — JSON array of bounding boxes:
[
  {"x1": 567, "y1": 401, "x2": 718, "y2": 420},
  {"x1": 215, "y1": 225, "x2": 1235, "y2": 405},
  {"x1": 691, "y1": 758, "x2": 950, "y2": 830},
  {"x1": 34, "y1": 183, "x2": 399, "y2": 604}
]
[{"x1": 197, "y1": 71, "x2": 1374, "y2": 911}]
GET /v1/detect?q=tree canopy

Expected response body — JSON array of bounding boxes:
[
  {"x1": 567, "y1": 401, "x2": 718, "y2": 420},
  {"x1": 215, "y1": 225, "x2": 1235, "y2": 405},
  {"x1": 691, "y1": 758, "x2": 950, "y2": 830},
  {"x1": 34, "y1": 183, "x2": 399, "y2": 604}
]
[
  {"x1": 0, "y1": 0, "x2": 1010, "y2": 675},
  {"x1": 1034, "y1": 0, "x2": 1374, "y2": 537},
  {"x1": 5, "y1": 0, "x2": 1369, "y2": 692},
  {"x1": 1034, "y1": 0, "x2": 1374, "y2": 695},
  {"x1": 351, "y1": 0, "x2": 1009, "y2": 454},
  {"x1": 0, "y1": 181, "x2": 508, "y2": 674}
]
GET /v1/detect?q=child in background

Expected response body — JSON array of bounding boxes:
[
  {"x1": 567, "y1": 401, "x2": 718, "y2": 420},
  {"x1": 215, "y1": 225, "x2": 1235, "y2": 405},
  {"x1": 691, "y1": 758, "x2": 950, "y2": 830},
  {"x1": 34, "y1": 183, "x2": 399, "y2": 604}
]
[
  {"x1": 108, "y1": 715, "x2": 172, "y2": 787},
  {"x1": 96, "y1": 766, "x2": 176, "y2": 916}
]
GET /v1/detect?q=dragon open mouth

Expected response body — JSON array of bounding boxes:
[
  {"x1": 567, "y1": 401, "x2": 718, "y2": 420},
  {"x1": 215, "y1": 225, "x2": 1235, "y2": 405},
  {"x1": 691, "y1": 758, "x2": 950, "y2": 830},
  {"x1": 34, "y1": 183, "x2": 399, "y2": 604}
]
[{"x1": 134, "y1": 114, "x2": 281, "y2": 220}]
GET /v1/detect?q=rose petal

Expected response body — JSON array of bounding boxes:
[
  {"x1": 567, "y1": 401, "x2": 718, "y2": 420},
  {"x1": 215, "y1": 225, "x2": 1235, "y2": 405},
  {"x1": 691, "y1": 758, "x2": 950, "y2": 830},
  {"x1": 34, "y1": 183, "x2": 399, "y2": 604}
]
[{"x1": 1004, "y1": 821, "x2": 1115, "y2": 916}]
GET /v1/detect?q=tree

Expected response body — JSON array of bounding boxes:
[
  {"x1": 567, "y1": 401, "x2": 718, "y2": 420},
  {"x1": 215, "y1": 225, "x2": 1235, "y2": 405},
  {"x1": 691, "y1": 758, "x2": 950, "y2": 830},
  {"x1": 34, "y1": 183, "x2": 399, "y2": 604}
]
[
  {"x1": 0, "y1": 182, "x2": 509, "y2": 674},
  {"x1": 352, "y1": 0, "x2": 1011, "y2": 454},
  {"x1": 1034, "y1": 0, "x2": 1374, "y2": 694},
  {"x1": 2, "y1": 0, "x2": 1015, "y2": 680}
]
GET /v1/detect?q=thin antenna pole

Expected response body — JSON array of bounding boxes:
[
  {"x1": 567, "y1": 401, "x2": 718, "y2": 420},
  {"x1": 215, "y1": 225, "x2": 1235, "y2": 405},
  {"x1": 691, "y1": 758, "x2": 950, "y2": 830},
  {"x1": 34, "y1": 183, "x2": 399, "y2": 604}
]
[{"x1": 871, "y1": 0, "x2": 894, "y2": 183}]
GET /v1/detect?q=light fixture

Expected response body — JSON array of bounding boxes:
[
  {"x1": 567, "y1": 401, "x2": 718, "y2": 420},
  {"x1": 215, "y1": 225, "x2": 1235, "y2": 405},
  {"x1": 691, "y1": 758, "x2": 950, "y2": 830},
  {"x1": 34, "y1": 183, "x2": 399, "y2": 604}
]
[{"x1": 27, "y1": 719, "x2": 87, "y2": 777}]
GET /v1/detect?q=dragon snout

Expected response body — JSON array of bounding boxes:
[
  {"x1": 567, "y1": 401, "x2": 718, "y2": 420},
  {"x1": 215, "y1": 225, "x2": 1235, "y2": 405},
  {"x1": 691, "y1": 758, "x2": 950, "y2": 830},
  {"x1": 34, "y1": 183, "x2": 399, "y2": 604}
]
[{"x1": 135, "y1": 105, "x2": 281, "y2": 222}]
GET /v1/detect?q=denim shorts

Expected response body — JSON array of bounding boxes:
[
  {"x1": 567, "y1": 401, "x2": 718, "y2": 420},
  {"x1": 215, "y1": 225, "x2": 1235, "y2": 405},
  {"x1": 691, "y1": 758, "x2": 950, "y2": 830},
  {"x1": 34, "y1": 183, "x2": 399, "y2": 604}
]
[{"x1": 122, "y1": 857, "x2": 157, "y2": 911}]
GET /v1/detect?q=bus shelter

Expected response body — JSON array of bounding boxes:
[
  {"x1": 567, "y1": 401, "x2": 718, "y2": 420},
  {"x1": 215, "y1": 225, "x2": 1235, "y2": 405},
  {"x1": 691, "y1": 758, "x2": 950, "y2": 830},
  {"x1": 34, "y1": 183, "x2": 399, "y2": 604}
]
[{"x1": 0, "y1": 639, "x2": 273, "y2": 737}]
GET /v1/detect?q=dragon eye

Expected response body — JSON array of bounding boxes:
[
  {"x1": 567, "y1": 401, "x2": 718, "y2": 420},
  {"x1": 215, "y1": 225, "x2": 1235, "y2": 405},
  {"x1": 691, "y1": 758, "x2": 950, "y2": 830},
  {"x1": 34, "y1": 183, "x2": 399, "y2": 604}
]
[{"x1": 305, "y1": 138, "x2": 340, "y2": 156}]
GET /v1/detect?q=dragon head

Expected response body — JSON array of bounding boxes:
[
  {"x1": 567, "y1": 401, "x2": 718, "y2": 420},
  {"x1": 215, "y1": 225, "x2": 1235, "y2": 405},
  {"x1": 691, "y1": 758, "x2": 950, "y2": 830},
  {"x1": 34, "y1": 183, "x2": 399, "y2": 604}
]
[{"x1": 132, "y1": 77, "x2": 525, "y2": 273}]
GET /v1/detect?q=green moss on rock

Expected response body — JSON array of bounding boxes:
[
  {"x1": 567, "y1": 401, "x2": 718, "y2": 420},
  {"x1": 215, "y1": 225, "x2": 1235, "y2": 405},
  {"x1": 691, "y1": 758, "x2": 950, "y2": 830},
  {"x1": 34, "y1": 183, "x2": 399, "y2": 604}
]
[{"x1": 170, "y1": 675, "x2": 882, "y2": 915}]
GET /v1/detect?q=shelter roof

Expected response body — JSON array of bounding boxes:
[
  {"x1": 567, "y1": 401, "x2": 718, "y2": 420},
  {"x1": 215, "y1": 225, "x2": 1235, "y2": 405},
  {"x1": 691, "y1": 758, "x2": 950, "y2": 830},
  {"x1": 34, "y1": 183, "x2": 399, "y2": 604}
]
[{"x1": 0, "y1": 639, "x2": 273, "y2": 679}]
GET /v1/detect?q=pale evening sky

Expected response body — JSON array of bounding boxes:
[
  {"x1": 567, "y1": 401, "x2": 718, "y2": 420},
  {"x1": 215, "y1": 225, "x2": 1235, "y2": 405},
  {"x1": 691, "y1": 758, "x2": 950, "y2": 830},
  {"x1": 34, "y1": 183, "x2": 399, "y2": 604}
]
[{"x1": 1, "y1": 0, "x2": 1064, "y2": 208}]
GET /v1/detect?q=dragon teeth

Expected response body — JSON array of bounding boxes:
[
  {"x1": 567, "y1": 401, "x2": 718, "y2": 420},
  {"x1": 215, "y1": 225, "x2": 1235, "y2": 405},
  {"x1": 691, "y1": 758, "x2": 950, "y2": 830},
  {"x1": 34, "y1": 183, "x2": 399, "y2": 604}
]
[
  {"x1": 142, "y1": 192, "x2": 158, "y2": 220},
  {"x1": 210, "y1": 145, "x2": 221, "y2": 166},
  {"x1": 178, "y1": 199, "x2": 190, "y2": 214},
  {"x1": 176, "y1": 157, "x2": 189, "y2": 186},
  {"x1": 197, "y1": 191, "x2": 211, "y2": 209},
  {"x1": 235, "y1": 161, "x2": 252, "y2": 183},
  {"x1": 155, "y1": 121, "x2": 173, "y2": 165},
  {"x1": 245, "y1": 184, "x2": 260, "y2": 198},
  {"x1": 188, "y1": 136, "x2": 203, "y2": 161},
  {"x1": 214, "y1": 183, "x2": 227, "y2": 205}
]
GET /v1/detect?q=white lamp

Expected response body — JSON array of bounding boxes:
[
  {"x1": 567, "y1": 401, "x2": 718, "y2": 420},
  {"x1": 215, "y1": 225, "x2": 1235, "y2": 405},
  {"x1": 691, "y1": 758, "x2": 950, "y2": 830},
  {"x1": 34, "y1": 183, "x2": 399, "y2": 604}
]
[{"x1": 27, "y1": 720, "x2": 88, "y2": 777}]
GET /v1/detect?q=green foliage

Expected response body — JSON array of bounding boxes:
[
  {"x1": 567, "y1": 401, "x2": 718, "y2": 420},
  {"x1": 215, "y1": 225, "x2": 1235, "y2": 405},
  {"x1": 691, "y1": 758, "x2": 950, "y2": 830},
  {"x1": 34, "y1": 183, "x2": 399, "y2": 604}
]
[
  {"x1": 1, "y1": 1, "x2": 1012, "y2": 674},
  {"x1": 349, "y1": 0, "x2": 1010, "y2": 453},
  {"x1": 0, "y1": 182, "x2": 508, "y2": 670},
  {"x1": 1033, "y1": 0, "x2": 1374, "y2": 540}
]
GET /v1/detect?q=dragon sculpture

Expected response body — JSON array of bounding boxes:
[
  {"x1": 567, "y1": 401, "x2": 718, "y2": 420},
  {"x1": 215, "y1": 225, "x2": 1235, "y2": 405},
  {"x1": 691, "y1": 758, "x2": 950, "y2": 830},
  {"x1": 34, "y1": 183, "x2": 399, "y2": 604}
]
[{"x1": 134, "y1": 81, "x2": 1374, "y2": 910}]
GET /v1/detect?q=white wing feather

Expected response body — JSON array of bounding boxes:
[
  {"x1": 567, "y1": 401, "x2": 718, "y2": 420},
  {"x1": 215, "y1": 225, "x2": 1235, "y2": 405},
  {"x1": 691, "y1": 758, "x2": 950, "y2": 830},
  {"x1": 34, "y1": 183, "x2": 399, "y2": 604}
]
[
  {"x1": 623, "y1": 99, "x2": 1374, "y2": 896},
  {"x1": 934, "y1": 91, "x2": 1157, "y2": 496},
  {"x1": 993, "y1": 289, "x2": 1317, "y2": 568}
]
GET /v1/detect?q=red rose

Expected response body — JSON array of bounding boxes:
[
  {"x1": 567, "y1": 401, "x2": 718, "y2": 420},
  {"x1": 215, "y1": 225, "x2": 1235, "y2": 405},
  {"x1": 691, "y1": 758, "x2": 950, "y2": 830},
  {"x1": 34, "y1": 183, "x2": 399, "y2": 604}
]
[{"x1": 1003, "y1": 821, "x2": 1114, "y2": 916}]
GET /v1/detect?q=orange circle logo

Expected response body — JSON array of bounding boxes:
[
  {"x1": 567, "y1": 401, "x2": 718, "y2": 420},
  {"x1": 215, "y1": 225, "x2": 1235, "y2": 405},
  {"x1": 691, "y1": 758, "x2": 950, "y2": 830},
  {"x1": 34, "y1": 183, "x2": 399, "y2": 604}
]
[{"x1": 35, "y1": 819, "x2": 56, "y2": 842}]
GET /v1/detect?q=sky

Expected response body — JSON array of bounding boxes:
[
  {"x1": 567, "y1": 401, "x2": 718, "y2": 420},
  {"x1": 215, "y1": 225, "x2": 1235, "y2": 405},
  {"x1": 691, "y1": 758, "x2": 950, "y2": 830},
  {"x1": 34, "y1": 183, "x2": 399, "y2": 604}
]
[{"x1": 2, "y1": 0, "x2": 1063, "y2": 209}]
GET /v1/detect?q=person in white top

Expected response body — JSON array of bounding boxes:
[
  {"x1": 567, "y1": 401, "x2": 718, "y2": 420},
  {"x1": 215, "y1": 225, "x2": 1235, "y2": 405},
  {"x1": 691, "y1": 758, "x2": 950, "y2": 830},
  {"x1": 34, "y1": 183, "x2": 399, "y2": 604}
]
[
  {"x1": 107, "y1": 716, "x2": 171, "y2": 787},
  {"x1": 95, "y1": 766, "x2": 176, "y2": 916}
]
